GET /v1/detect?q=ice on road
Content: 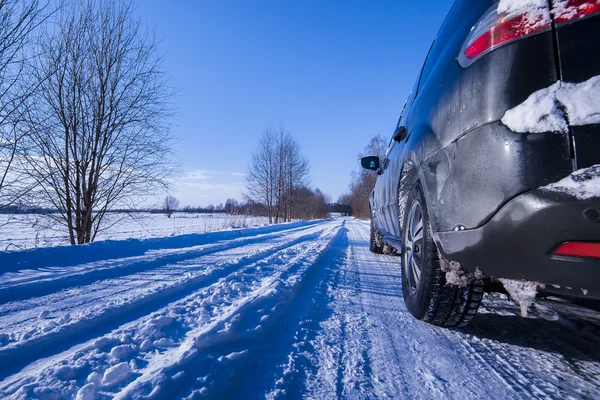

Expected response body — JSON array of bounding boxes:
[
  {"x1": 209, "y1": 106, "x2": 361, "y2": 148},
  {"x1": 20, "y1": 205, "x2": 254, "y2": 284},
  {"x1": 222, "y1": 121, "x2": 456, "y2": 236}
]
[{"x1": 1, "y1": 218, "x2": 599, "y2": 399}]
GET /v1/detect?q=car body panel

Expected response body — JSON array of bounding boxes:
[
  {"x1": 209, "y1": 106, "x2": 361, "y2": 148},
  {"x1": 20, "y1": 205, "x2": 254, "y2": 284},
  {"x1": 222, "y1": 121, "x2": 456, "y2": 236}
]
[
  {"x1": 368, "y1": 0, "x2": 600, "y2": 298},
  {"x1": 373, "y1": 0, "x2": 563, "y2": 235},
  {"x1": 554, "y1": 13, "x2": 600, "y2": 169},
  {"x1": 435, "y1": 188, "x2": 600, "y2": 296}
]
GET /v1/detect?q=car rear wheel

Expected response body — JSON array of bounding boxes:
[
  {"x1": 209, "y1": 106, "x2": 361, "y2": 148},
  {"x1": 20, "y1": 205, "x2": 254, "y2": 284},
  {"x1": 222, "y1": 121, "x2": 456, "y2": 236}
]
[
  {"x1": 401, "y1": 183, "x2": 484, "y2": 327},
  {"x1": 370, "y1": 216, "x2": 384, "y2": 254}
]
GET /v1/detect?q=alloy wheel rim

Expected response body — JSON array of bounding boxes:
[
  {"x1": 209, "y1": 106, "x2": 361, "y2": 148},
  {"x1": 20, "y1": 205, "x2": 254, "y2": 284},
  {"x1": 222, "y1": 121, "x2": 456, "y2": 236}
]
[{"x1": 404, "y1": 200, "x2": 424, "y2": 295}]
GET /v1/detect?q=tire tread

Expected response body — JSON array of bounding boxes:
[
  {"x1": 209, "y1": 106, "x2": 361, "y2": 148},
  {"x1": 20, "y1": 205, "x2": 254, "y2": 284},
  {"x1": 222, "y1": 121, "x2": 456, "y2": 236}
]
[{"x1": 401, "y1": 184, "x2": 483, "y2": 328}]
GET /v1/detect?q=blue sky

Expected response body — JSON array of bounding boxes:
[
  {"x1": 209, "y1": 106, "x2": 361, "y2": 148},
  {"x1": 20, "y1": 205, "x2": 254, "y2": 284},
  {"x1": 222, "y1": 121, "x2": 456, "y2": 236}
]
[{"x1": 134, "y1": 0, "x2": 454, "y2": 207}]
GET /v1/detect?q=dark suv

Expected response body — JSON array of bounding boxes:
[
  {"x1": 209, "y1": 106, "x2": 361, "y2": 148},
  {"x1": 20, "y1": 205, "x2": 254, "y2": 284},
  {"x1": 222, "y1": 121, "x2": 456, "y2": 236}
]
[{"x1": 363, "y1": 0, "x2": 600, "y2": 327}]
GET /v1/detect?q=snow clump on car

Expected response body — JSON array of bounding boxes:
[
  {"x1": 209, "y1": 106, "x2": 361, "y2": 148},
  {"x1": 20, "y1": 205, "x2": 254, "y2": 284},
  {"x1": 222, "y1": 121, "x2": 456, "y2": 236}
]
[
  {"x1": 502, "y1": 75, "x2": 600, "y2": 134},
  {"x1": 542, "y1": 164, "x2": 600, "y2": 200}
]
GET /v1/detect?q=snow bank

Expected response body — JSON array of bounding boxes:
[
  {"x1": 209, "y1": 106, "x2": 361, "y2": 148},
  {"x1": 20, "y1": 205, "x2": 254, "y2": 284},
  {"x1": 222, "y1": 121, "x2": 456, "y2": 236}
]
[
  {"x1": 0, "y1": 221, "x2": 339, "y2": 399},
  {"x1": 502, "y1": 76, "x2": 600, "y2": 134},
  {"x1": 541, "y1": 164, "x2": 600, "y2": 199},
  {"x1": 0, "y1": 219, "x2": 321, "y2": 272},
  {"x1": 0, "y1": 213, "x2": 273, "y2": 251}
]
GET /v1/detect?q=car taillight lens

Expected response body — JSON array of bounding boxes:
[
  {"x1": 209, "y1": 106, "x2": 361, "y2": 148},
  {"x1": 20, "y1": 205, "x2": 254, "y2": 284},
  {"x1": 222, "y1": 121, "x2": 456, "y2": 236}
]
[
  {"x1": 554, "y1": 242, "x2": 600, "y2": 259},
  {"x1": 554, "y1": 0, "x2": 600, "y2": 25},
  {"x1": 458, "y1": 2, "x2": 551, "y2": 68}
]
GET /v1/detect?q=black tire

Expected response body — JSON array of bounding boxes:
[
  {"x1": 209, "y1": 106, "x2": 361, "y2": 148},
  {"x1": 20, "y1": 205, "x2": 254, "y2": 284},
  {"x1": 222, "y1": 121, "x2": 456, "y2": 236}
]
[
  {"x1": 401, "y1": 183, "x2": 484, "y2": 327},
  {"x1": 369, "y1": 217, "x2": 384, "y2": 254}
]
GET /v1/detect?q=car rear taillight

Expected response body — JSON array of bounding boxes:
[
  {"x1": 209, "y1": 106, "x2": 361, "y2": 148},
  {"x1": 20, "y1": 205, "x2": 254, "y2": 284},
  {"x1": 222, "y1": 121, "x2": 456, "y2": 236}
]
[
  {"x1": 553, "y1": 241, "x2": 600, "y2": 259},
  {"x1": 554, "y1": 0, "x2": 600, "y2": 25},
  {"x1": 458, "y1": 2, "x2": 552, "y2": 67}
]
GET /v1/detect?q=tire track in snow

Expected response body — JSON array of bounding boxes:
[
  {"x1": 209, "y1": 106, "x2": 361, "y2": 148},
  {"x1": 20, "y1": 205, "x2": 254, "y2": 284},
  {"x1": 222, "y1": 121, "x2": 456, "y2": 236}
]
[
  {"x1": 0, "y1": 222, "x2": 323, "y2": 303},
  {"x1": 325, "y1": 221, "x2": 516, "y2": 399},
  {"x1": 344, "y1": 223, "x2": 412, "y2": 399},
  {"x1": 349, "y1": 220, "x2": 600, "y2": 399},
  {"x1": 263, "y1": 221, "x2": 387, "y2": 399},
  {"x1": 333, "y1": 238, "x2": 377, "y2": 398},
  {"x1": 0, "y1": 225, "x2": 322, "y2": 329},
  {"x1": 111, "y1": 221, "x2": 342, "y2": 399},
  {"x1": 262, "y1": 223, "x2": 353, "y2": 399},
  {"x1": 0, "y1": 221, "x2": 341, "y2": 399},
  {"x1": 443, "y1": 297, "x2": 600, "y2": 399},
  {"x1": 0, "y1": 222, "x2": 332, "y2": 379},
  {"x1": 3, "y1": 218, "x2": 600, "y2": 399}
]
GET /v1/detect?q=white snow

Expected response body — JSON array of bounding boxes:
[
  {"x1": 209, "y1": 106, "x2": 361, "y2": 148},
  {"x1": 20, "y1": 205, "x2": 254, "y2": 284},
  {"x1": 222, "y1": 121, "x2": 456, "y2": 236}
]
[
  {"x1": 1, "y1": 218, "x2": 600, "y2": 399},
  {"x1": 502, "y1": 82, "x2": 566, "y2": 133},
  {"x1": 55, "y1": 365, "x2": 78, "y2": 381},
  {"x1": 75, "y1": 383, "x2": 96, "y2": 400},
  {"x1": 0, "y1": 212, "x2": 271, "y2": 250},
  {"x1": 439, "y1": 255, "x2": 473, "y2": 286},
  {"x1": 552, "y1": 0, "x2": 600, "y2": 22},
  {"x1": 139, "y1": 339, "x2": 153, "y2": 352},
  {"x1": 110, "y1": 344, "x2": 133, "y2": 361},
  {"x1": 93, "y1": 337, "x2": 114, "y2": 350},
  {"x1": 502, "y1": 76, "x2": 600, "y2": 134},
  {"x1": 556, "y1": 76, "x2": 600, "y2": 126},
  {"x1": 542, "y1": 164, "x2": 600, "y2": 199},
  {"x1": 86, "y1": 372, "x2": 102, "y2": 386},
  {"x1": 102, "y1": 362, "x2": 131, "y2": 387},
  {"x1": 498, "y1": 278, "x2": 539, "y2": 317},
  {"x1": 498, "y1": 0, "x2": 552, "y2": 32}
]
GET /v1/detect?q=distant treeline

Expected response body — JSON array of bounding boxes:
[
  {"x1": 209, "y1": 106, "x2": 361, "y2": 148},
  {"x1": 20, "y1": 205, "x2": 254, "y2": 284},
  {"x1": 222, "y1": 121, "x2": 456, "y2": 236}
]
[
  {"x1": 337, "y1": 135, "x2": 388, "y2": 219},
  {"x1": 244, "y1": 124, "x2": 331, "y2": 222},
  {"x1": 1, "y1": 200, "x2": 348, "y2": 218}
]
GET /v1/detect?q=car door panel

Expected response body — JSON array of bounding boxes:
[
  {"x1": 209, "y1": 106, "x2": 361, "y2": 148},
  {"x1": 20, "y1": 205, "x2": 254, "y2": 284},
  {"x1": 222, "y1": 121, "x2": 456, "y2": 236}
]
[{"x1": 381, "y1": 141, "x2": 405, "y2": 239}]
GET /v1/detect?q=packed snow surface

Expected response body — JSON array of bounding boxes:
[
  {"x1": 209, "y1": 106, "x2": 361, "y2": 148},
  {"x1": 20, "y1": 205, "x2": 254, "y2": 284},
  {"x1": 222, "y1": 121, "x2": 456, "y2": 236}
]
[
  {"x1": 1, "y1": 218, "x2": 600, "y2": 399},
  {"x1": 502, "y1": 75, "x2": 600, "y2": 134},
  {"x1": 542, "y1": 164, "x2": 600, "y2": 199}
]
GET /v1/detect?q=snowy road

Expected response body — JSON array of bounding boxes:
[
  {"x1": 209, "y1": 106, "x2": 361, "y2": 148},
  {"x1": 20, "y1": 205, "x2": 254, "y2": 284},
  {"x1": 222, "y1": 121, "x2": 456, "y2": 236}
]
[{"x1": 1, "y1": 218, "x2": 599, "y2": 399}]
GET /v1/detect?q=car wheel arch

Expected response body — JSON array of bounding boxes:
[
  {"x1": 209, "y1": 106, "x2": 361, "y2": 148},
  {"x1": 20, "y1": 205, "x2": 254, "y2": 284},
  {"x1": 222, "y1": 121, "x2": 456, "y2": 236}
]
[{"x1": 397, "y1": 159, "x2": 419, "y2": 229}]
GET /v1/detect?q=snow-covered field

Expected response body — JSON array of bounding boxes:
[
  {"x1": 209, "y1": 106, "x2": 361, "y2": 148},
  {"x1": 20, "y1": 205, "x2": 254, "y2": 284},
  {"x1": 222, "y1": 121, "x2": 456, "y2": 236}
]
[
  {"x1": 1, "y1": 217, "x2": 599, "y2": 399},
  {"x1": 0, "y1": 213, "x2": 270, "y2": 251}
]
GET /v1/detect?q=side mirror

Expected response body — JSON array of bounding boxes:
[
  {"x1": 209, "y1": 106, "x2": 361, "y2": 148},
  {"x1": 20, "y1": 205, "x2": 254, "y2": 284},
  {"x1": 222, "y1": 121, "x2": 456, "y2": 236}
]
[
  {"x1": 393, "y1": 126, "x2": 407, "y2": 142},
  {"x1": 361, "y1": 156, "x2": 380, "y2": 171}
]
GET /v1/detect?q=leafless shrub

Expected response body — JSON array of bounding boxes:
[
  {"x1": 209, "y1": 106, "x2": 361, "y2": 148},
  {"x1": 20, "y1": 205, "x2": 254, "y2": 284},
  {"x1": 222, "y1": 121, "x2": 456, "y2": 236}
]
[{"x1": 163, "y1": 195, "x2": 179, "y2": 218}]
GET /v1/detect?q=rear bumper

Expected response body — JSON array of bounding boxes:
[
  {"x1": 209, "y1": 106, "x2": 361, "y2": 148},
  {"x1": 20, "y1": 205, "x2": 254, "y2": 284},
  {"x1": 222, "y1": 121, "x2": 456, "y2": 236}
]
[{"x1": 435, "y1": 189, "x2": 600, "y2": 298}]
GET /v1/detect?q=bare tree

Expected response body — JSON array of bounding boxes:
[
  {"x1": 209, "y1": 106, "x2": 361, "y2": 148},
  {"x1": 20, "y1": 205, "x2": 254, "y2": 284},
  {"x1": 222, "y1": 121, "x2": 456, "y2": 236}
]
[
  {"x1": 290, "y1": 186, "x2": 330, "y2": 220},
  {"x1": 224, "y1": 198, "x2": 238, "y2": 214},
  {"x1": 283, "y1": 132, "x2": 309, "y2": 221},
  {"x1": 346, "y1": 135, "x2": 387, "y2": 219},
  {"x1": 163, "y1": 195, "x2": 179, "y2": 218},
  {"x1": 246, "y1": 125, "x2": 277, "y2": 223},
  {"x1": 23, "y1": 0, "x2": 175, "y2": 244},
  {"x1": 245, "y1": 124, "x2": 310, "y2": 224},
  {"x1": 0, "y1": 0, "x2": 49, "y2": 211},
  {"x1": 335, "y1": 193, "x2": 352, "y2": 216}
]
